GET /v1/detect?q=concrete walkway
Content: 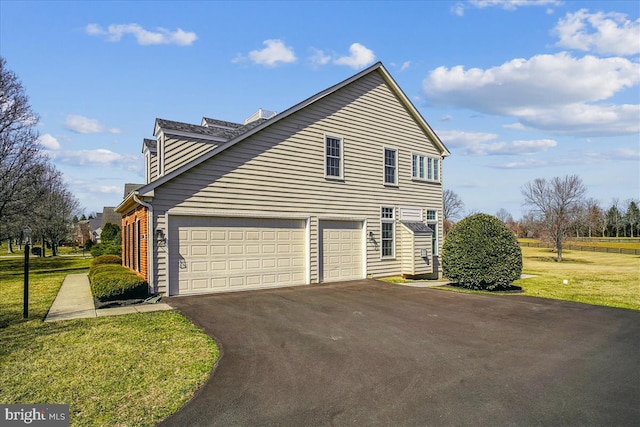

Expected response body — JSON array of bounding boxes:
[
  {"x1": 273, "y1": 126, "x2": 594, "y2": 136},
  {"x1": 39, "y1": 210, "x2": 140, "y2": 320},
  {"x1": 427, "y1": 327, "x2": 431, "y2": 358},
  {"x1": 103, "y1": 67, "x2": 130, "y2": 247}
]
[{"x1": 45, "y1": 273, "x2": 173, "y2": 322}]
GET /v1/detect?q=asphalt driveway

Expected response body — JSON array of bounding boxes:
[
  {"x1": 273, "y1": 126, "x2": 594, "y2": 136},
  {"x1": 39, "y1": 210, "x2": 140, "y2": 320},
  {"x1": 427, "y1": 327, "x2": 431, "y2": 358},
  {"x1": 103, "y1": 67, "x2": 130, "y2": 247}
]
[{"x1": 161, "y1": 280, "x2": 639, "y2": 426}]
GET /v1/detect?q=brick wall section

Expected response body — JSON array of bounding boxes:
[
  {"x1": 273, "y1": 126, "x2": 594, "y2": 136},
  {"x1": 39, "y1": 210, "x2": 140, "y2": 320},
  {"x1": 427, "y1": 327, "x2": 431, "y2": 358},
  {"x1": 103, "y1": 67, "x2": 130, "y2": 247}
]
[{"x1": 121, "y1": 205, "x2": 149, "y2": 282}]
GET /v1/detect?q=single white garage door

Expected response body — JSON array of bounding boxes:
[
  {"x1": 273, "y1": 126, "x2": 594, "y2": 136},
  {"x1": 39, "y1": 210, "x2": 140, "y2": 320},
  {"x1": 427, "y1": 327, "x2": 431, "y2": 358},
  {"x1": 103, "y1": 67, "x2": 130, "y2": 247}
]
[
  {"x1": 169, "y1": 216, "x2": 306, "y2": 295},
  {"x1": 319, "y1": 220, "x2": 364, "y2": 283}
]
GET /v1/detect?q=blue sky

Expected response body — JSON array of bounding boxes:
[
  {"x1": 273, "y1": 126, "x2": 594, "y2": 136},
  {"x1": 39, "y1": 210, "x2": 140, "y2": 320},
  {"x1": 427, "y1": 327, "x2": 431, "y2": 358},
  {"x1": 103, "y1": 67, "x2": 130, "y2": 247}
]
[{"x1": 1, "y1": 0, "x2": 638, "y2": 218}]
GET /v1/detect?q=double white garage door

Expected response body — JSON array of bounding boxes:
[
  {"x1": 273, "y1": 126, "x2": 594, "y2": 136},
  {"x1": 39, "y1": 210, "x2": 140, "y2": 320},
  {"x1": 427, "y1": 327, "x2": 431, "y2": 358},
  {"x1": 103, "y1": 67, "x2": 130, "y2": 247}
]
[{"x1": 169, "y1": 216, "x2": 363, "y2": 295}]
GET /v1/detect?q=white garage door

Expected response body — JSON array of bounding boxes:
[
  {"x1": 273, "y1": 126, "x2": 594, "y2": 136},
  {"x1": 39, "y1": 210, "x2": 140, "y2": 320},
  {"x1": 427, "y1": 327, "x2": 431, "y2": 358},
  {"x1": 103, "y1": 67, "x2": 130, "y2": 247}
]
[
  {"x1": 319, "y1": 220, "x2": 364, "y2": 283},
  {"x1": 169, "y1": 216, "x2": 306, "y2": 295}
]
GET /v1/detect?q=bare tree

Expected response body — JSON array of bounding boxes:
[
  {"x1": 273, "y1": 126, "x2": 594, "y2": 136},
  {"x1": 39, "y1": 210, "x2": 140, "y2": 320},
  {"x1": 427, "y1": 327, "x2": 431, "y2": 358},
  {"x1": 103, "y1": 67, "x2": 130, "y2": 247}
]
[
  {"x1": 521, "y1": 175, "x2": 587, "y2": 261},
  {"x1": 0, "y1": 56, "x2": 46, "y2": 237},
  {"x1": 583, "y1": 198, "x2": 604, "y2": 238},
  {"x1": 33, "y1": 164, "x2": 81, "y2": 256},
  {"x1": 443, "y1": 189, "x2": 464, "y2": 222},
  {"x1": 495, "y1": 208, "x2": 513, "y2": 223}
]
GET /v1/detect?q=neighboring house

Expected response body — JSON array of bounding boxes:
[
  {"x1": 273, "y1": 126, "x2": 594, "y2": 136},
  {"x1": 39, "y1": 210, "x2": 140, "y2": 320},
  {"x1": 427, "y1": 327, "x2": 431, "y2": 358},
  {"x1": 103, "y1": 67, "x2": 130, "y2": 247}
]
[
  {"x1": 116, "y1": 62, "x2": 450, "y2": 296},
  {"x1": 89, "y1": 207, "x2": 121, "y2": 242},
  {"x1": 72, "y1": 220, "x2": 92, "y2": 247}
]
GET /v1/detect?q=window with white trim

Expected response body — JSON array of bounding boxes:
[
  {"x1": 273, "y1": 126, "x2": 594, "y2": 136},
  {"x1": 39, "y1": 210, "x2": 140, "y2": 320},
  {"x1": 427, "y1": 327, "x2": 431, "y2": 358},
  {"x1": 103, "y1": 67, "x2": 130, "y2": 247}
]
[
  {"x1": 426, "y1": 209, "x2": 438, "y2": 256},
  {"x1": 383, "y1": 147, "x2": 398, "y2": 185},
  {"x1": 381, "y1": 207, "x2": 395, "y2": 258},
  {"x1": 325, "y1": 136, "x2": 343, "y2": 179},
  {"x1": 412, "y1": 154, "x2": 441, "y2": 182}
]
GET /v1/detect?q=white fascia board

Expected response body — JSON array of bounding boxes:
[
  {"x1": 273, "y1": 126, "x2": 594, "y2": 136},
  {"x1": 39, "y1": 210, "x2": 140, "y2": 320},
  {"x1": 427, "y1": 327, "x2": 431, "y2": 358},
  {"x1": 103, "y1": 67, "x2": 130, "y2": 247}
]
[{"x1": 377, "y1": 67, "x2": 451, "y2": 158}]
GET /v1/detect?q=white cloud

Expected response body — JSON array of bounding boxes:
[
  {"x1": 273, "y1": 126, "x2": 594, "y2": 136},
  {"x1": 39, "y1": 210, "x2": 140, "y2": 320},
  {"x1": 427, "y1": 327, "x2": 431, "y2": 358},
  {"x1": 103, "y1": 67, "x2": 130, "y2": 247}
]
[
  {"x1": 334, "y1": 43, "x2": 376, "y2": 69},
  {"x1": 503, "y1": 122, "x2": 526, "y2": 130},
  {"x1": 85, "y1": 23, "x2": 197, "y2": 46},
  {"x1": 437, "y1": 129, "x2": 557, "y2": 156},
  {"x1": 309, "y1": 48, "x2": 331, "y2": 68},
  {"x1": 245, "y1": 39, "x2": 296, "y2": 67},
  {"x1": 37, "y1": 133, "x2": 60, "y2": 150},
  {"x1": 423, "y1": 53, "x2": 640, "y2": 136},
  {"x1": 50, "y1": 148, "x2": 140, "y2": 169},
  {"x1": 453, "y1": 0, "x2": 562, "y2": 15},
  {"x1": 553, "y1": 9, "x2": 640, "y2": 56},
  {"x1": 470, "y1": 0, "x2": 562, "y2": 11},
  {"x1": 65, "y1": 115, "x2": 122, "y2": 134},
  {"x1": 517, "y1": 103, "x2": 640, "y2": 136},
  {"x1": 400, "y1": 61, "x2": 411, "y2": 71},
  {"x1": 95, "y1": 185, "x2": 123, "y2": 194}
]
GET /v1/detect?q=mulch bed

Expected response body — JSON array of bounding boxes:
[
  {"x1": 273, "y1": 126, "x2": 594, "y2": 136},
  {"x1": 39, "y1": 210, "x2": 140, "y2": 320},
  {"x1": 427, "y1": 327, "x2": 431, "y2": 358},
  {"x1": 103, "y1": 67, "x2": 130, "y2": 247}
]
[{"x1": 441, "y1": 283, "x2": 524, "y2": 294}]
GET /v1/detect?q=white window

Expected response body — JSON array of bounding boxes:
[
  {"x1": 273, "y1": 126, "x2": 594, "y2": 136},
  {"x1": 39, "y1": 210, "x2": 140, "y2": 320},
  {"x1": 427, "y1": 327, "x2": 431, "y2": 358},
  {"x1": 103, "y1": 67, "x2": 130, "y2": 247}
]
[
  {"x1": 383, "y1": 147, "x2": 398, "y2": 185},
  {"x1": 325, "y1": 136, "x2": 343, "y2": 179},
  {"x1": 381, "y1": 207, "x2": 395, "y2": 258},
  {"x1": 426, "y1": 210, "x2": 438, "y2": 256},
  {"x1": 412, "y1": 154, "x2": 441, "y2": 182}
]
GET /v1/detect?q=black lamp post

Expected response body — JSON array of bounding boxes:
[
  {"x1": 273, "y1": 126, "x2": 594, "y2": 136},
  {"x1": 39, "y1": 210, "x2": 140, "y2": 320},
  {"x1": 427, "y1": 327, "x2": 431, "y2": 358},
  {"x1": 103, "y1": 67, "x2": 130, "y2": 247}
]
[{"x1": 22, "y1": 226, "x2": 32, "y2": 319}]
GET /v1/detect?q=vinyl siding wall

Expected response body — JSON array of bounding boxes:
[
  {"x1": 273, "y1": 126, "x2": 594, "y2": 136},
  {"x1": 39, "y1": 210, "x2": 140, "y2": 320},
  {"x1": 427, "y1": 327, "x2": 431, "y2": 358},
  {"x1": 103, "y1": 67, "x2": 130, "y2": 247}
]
[
  {"x1": 151, "y1": 71, "x2": 443, "y2": 294},
  {"x1": 162, "y1": 136, "x2": 220, "y2": 176},
  {"x1": 149, "y1": 153, "x2": 158, "y2": 183}
]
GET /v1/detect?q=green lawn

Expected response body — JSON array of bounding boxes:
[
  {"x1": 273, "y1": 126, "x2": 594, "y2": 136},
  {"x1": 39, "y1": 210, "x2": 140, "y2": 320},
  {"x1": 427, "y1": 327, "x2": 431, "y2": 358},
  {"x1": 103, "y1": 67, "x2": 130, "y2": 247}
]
[
  {"x1": 0, "y1": 256, "x2": 219, "y2": 427},
  {"x1": 514, "y1": 246, "x2": 640, "y2": 310}
]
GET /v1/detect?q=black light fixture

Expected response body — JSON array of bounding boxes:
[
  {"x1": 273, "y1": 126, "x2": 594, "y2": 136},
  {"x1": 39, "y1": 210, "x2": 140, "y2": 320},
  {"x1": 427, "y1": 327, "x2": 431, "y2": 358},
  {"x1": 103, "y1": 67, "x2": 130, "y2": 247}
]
[
  {"x1": 155, "y1": 229, "x2": 166, "y2": 245},
  {"x1": 368, "y1": 231, "x2": 379, "y2": 251}
]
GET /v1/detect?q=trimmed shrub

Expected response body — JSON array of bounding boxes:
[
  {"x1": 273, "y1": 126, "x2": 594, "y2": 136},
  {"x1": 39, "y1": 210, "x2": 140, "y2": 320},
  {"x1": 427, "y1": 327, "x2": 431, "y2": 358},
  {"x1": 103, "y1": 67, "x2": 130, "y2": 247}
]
[
  {"x1": 442, "y1": 213, "x2": 522, "y2": 290},
  {"x1": 89, "y1": 263, "x2": 148, "y2": 301},
  {"x1": 91, "y1": 254, "x2": 122, "y2": 267},
  {"x1": 88, "y1": 264, "x2": 126, "y2": 282},
  {"x1": 90, "y1": 242, "x2": 121, "y2": 258}
]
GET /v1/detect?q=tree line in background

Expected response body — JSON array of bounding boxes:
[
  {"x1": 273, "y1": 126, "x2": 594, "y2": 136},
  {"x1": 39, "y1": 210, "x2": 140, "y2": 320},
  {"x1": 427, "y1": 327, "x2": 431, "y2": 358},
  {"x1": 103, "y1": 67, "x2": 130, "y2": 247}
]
[
  {"x1": 444, "y1": 176, "x2": 640, "y2": 262},
  {"x1": 0, "y1": 57, "x2": 82, "y2": 255}
]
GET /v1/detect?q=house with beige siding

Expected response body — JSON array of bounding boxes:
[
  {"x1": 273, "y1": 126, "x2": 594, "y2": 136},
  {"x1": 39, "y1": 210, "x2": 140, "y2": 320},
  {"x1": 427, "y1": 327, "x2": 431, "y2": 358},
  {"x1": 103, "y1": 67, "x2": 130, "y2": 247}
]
[{"x1": 116, "y1": 62, "x2": 450, "y2": 296}]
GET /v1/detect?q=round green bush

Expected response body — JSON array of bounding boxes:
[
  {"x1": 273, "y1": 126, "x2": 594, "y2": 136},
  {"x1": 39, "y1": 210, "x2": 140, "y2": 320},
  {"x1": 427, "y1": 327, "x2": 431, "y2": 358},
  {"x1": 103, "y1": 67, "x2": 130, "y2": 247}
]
[{"x1": 442, "y1": 213, "x2": 522, "y2": 290}]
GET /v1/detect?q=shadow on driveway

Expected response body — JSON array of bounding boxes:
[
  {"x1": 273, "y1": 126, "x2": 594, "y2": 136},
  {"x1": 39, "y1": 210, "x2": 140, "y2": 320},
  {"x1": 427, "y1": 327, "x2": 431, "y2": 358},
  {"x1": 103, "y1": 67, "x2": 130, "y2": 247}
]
[{"x1": 161, "y1": 280, "x2": 639, "y2": 426}]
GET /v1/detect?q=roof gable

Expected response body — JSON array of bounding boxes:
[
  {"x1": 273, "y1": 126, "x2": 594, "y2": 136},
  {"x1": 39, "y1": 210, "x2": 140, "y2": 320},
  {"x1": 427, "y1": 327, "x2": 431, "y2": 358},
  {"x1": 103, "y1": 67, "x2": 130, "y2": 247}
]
[{"x1": 132, "y1": 62, "x2": 449, "y2": 198}]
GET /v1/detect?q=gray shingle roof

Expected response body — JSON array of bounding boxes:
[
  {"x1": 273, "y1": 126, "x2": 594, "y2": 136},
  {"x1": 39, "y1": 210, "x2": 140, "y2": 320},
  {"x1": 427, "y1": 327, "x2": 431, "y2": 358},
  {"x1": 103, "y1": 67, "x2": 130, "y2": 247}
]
[
  {"x1": 124, "y1": 183, "x2": 143, "y2": 198},
  {"x1": 102, "y1": 207, "x2": 121, "y2": 225},
  {"x1": 156, "y1": 118, "x2": 227, "y2": 138},
  {"x1": 143, "y1": 138, "x2": 157, "y2": 152},
  {"x1": 201, "y1": 117, "x2": 243, "y2": 129},
  {"x1": 156, "y1": 117, "x2": 273, "y2": 141},
  {"x1": 401, "y1": 221, "x2": 433, "y2": 234}
]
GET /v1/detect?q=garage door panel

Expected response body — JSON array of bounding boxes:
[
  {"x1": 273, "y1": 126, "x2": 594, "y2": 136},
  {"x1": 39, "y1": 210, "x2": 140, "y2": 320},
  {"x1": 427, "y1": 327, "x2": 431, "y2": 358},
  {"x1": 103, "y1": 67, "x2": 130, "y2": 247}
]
[
  {"x1": 320, "y1": 220, "x2": 363, "y2": 283},
  {"x1": 171, "y1": 216, "x2": 306, "y2": 295}
]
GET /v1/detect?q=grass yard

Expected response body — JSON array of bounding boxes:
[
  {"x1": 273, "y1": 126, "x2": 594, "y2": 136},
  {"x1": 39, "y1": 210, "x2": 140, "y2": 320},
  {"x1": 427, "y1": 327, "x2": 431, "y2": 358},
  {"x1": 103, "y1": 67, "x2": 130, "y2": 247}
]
[
  {"x1": 514, "y1": 246, "x2": 640, "y2": 310},
  {"x1": 0, "y1": 256, "x2": 218, "y2": 427}
]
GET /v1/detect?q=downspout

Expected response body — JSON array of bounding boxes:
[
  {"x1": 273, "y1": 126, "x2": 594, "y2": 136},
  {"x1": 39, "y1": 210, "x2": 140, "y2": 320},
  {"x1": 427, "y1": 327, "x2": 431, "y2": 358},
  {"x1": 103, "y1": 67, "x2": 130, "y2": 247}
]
[{"x1": 133, "y1": 193, "x2": 155, "y2": 294}]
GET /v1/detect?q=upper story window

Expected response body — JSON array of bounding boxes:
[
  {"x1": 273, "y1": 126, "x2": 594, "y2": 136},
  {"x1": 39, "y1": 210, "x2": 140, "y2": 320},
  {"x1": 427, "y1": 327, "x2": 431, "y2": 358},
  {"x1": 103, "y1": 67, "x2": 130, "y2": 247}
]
[
  {"x1": 412, "y1": 154, "x2": 440, "y2": 182},
  {"x1": 383, "y1": 147, "x2": 398, "y2": 185},
  {"x1": 325, "y1": 136, "x2": 343, "y2": 179}
]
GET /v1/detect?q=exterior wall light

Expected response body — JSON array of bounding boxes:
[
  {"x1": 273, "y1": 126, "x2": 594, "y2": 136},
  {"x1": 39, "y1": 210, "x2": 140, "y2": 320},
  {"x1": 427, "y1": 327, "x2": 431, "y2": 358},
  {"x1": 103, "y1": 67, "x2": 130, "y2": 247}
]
[{"x1": 156, "y1": 229, "x2": 166, "y2": 245}]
